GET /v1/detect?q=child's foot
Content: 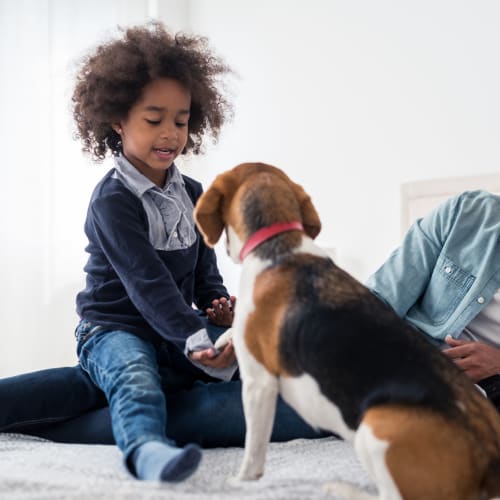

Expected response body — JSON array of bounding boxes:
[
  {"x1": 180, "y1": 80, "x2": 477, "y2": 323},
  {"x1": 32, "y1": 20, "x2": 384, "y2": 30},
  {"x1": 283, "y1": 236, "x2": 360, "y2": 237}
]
[
  {"x1": 159, "y1": 443, "x2": 202, "y2": 481},
  {"x1": 132, "y1": 441, "x2": 202, "y2": 482}
]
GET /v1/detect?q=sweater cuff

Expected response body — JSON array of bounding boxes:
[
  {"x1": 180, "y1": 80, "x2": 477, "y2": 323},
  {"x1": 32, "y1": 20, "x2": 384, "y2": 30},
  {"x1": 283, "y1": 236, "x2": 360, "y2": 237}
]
[{"x1": 184, "y1": 328, "x2": 238, "y2": 381}]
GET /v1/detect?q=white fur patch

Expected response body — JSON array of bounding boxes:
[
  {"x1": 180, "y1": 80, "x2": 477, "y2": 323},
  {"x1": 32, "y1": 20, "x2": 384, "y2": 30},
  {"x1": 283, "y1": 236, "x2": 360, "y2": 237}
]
[
  {"x1": 279, "y1": 373, "x2": 355, "y2": 441},
  {"x1": 213, "y1": 328, "x2": 233, "y2": 349},
  {"x1": 293, "y1": 236, "x2": 329, "y2": 258},
  {"x1": 227, "y1": 249, "x2": 280, "y2": 480},
  {"x1": 355, "y1": 423, "x2": 401, "y2": 500},
  {"x1": 322, "y1": 481, "x2": 376, "y2": 499},
  {"x1": 233, "y1": 328, "x2": 279, "y2": 480},
  {"x1": 232, "y1": 253, "x2": 270, "y2": 331},
  {"x1": 226, "y1": 225, "x2": 243, "y2": 263}
]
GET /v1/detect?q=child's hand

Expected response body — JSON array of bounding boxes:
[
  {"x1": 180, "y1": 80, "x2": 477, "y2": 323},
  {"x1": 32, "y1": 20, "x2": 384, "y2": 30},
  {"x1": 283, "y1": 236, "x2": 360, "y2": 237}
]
[
  {"x1": 206, "y1": 295, "x2": 236, "y2": 327},
  {"x1": 189, "y1": 341, "x2": 236, "y2": 369}
]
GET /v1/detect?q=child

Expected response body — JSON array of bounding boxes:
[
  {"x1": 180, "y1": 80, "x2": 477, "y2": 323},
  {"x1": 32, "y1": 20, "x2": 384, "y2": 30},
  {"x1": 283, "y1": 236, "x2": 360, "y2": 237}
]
[
  {"x1": 71, "y1": 21, "x2": 237, "y2": 482},
  {"x1": 0, "y1": 21, "x2": 328, "y2": 457}
]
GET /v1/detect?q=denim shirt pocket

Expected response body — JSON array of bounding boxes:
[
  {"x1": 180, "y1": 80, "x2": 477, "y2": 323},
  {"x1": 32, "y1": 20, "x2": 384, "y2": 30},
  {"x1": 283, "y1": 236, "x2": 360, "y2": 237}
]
[{"x1": 417, "y1": 255, "x2": 475, "y2": 325}]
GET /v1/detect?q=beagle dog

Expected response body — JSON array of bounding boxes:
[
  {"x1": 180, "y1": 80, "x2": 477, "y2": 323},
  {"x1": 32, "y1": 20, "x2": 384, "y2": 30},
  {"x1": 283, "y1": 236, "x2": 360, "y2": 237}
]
[{"x1": 194, "y1": 163, "x2": 500, "y2": 500}]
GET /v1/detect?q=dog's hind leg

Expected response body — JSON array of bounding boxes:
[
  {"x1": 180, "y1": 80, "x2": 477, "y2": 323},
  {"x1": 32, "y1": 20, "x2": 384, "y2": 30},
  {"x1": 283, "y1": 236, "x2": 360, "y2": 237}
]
[
  {"x1": 236, "y1": 360, "x2": 279, "y2": 481},
  {"x1": 359, "y1": 405, "x2": 482, "y2": 500},
  {"x1": 354, "y1": 423, "x2": 401, "y2": 500}
]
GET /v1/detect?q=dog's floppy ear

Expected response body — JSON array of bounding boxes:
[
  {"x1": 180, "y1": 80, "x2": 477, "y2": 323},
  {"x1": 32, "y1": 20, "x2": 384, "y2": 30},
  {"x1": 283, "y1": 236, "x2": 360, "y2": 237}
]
[
  {"x1": 291, "y1": 183, "x2": 322, "y2": 239},
  {"x1": 194, "y1": 185, "x2": 225, "y2": 247}
]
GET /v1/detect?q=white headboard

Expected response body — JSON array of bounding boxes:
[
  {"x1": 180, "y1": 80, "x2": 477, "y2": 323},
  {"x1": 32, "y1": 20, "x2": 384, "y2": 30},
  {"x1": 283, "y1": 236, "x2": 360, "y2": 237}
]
[{"x1": 400, "y1": 173, "x2": 500, "y2": 237}]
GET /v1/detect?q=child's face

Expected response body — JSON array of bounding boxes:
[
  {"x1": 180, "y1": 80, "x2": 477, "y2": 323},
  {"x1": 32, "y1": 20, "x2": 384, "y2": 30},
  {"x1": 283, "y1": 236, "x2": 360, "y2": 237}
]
[{"x1": 113, "y1": 78, "x2": 190, "y2": 187}]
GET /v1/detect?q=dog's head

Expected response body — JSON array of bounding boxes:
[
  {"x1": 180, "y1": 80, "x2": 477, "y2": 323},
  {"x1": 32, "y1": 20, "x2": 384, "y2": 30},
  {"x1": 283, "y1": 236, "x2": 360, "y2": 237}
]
[{"x1": 194, "y1": 163, "x2": 321, "y2": 262}]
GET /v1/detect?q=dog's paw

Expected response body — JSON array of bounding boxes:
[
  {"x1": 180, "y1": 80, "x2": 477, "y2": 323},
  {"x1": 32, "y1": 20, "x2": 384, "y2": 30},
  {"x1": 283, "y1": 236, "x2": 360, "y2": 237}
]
[
  {"x1": 226, "y1": 476, "x2": 242, "y2": 487},
  {"x1": 322, "y1": 481, "x2": 376, "y2": 499},
  {"x1": 214, "y1": 328, "x2": 233, "y2": 350},
  {"x1": 225, "y1": 474, "x2": 261, "y2": 487},
  {"x1": 226, "y1": 466, "x2": 263, "y2": 484},
  {"x1": 233, "y1": 470, "x2": 263, "y2": 482}
]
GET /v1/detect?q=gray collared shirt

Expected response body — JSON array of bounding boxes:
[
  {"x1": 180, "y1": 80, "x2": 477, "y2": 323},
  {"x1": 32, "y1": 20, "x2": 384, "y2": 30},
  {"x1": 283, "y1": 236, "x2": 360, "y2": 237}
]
[{"x1": 113, "y1": 155, "x2": 196, "y2": 251}]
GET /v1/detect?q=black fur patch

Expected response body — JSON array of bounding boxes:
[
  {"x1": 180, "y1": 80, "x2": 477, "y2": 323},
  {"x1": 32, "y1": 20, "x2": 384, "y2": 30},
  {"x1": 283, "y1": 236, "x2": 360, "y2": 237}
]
[{"x1": 277, "y1": 262, "x2": 461, "y2": 430}]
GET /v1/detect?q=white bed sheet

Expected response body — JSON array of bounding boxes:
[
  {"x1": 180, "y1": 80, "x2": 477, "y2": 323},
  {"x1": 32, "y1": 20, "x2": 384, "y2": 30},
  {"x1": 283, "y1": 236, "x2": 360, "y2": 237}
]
[{"x1": 0, "y1": 434, "x2": 376, "y2": 500}]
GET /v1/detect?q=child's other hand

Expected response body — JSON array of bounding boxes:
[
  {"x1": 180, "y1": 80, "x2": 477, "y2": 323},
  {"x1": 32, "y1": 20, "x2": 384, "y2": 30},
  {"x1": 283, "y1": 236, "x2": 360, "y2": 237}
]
[
  {"x1": 189, "y1": 341, "x2": 236, "y2": 369},
  {"x1": 206, "y1": 295, "x2": 236, "y2": 327}
]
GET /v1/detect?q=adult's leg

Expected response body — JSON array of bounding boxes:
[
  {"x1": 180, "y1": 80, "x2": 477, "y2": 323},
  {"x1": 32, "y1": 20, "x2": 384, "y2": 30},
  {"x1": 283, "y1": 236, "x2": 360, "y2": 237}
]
[
  {"x1": 30, "y1": 379, "x2": 330, "y2": 446},
  {"x1": 33, "y1": 406, "x2": 115, "y2": 443},
  {"x1": 169, "y1": 380, "x2": 331, "y2": 447},
  {"x1": 0, "y1": 315, "x2": 219, "y2": 438},
  {"x1": 0, "y1": 365, "x2": 107, "y2": 433},
  {"x1": 1, "y1": 319, "x2": 330, "y2": 446},
  {"x1": 156, "y1": 323, "x2": 331, "y2": 448}
]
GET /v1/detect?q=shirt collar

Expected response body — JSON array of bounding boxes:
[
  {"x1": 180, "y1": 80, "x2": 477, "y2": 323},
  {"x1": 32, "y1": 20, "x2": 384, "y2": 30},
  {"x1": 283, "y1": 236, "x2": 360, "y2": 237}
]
[{"x1": 113, "y1": 154, "x2": 184, "y2": 197}]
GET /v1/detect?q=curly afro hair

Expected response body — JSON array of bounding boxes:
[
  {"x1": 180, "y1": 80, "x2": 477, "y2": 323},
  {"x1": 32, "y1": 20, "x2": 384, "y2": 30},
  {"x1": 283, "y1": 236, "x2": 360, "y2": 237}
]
[{"x1": 72, "y1": 21, "x2": 233, "y2": 161}]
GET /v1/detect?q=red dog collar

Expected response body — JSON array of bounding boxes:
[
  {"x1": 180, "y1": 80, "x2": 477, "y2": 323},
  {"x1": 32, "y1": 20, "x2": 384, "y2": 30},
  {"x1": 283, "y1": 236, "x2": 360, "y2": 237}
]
[{"x1": 239, "y1": 221, "x2": 304, "y2": 261}]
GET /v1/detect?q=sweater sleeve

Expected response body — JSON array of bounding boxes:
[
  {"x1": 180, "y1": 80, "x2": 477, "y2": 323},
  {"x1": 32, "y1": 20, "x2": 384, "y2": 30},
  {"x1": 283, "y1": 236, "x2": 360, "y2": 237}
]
[{"x1": 88, "y1": 191, "x2": 204, "y2": 350}]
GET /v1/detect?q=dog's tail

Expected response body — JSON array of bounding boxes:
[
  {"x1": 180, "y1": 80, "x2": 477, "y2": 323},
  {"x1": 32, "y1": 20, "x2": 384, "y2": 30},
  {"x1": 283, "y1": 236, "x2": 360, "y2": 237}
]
[{"x1": 322, "y1": 481, "x2": 377, "y2": 499}]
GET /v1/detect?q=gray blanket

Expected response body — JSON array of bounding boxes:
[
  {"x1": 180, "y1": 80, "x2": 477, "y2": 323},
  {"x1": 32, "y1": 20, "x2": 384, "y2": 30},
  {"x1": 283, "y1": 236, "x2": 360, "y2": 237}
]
[{"x1": 0, "y1": 434, "x2": 377, "y2": 499}]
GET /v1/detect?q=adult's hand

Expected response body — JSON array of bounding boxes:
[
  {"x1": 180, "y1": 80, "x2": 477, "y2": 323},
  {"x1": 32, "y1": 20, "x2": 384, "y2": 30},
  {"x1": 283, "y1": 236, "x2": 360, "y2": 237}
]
[{"x1": 443, "y1": 335, "x2": 500, "y2": 382}]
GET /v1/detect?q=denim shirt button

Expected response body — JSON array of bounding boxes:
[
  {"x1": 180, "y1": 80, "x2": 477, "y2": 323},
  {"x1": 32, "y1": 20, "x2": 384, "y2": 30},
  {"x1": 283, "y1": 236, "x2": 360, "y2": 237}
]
[
  {"x1": 444, "y1": 266, "x2": 452, "y2": 274},
  {"x1": 477, "y1": 296, "x2": 485, "y2": 304}
]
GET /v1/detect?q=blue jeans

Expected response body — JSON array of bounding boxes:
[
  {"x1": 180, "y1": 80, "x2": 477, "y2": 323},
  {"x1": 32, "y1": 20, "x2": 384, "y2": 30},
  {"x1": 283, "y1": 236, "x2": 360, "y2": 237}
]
[
  {"x1": 77, "y1": 328, "x2": 164, "y2": 464},
  {"x1": 75, "y1": 319, "x2": 233, "y2": 465},
  {"x1": 0, "y1": 365, "x2": 327, "y2": 446},
  {"x1": 0, "y1": 317, "x2": 330, "y2": 447}
]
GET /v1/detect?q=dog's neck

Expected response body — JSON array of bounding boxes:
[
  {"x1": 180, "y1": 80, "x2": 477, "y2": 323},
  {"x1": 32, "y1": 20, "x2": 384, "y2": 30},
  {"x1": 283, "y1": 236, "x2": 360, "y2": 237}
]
[{"x1": 239, "y1": 221, "x2": 304, "y2": 261}]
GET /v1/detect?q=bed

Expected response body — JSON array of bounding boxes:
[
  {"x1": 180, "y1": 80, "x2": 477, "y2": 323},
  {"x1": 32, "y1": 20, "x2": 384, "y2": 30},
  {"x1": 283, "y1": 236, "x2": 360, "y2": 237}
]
[
  {"x1": 400, "y1": 172, "x2": 500, "y2": 235},
  {"x1": 0, "y1": 434, "x2": 377, "y2": 499},
  {"x1": 2, "y1": 173, "x2": 498, "y2": 500}
]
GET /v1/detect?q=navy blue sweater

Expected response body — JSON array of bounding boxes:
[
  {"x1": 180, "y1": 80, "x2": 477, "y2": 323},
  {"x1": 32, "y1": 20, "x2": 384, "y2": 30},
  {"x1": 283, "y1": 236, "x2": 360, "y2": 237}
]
[{"x1": 76, "y1": 169, "x2": 228, "y2": 350}]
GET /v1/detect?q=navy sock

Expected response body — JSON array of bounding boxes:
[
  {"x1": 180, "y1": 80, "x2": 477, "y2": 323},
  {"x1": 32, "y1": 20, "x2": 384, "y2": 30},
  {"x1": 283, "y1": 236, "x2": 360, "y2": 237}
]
[{"x1": 131, "y1": 441, "x2": 202, "y2": 482}]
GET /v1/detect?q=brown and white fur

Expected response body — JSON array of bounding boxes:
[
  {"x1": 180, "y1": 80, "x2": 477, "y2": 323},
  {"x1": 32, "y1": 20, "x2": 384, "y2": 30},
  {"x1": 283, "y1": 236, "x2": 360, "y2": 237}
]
[{"x1": 194, "y1": 162, "x2": 500, "y2": 500}]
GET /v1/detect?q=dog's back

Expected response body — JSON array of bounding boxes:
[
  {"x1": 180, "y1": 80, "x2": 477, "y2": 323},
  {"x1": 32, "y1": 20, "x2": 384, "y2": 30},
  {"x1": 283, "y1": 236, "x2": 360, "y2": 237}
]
[{"x1": 256, "y1": 252, "x2": 500, "y2": 498}]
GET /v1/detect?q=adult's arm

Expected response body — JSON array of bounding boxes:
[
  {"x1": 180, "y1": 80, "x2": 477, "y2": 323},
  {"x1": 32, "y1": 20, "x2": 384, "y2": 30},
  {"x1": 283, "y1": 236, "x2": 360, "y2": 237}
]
[{"x1": 365, "y1": 194, "x2": 460, "y2": 317}]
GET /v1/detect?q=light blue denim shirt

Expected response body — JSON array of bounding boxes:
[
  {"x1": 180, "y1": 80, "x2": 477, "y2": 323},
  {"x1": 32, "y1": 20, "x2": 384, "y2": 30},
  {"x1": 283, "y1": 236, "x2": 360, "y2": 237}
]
[{"x1": 366, "y1": 190, "x2": 500, "y2": 346}]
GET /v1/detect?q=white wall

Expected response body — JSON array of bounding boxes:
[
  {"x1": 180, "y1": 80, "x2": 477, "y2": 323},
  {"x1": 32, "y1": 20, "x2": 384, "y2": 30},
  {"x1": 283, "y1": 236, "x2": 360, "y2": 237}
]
[
  {"x1": 0, "y1": 0, "x2": 499, "y2": 376},
  {"x1": 0, "y1": 0, "x2": 186, "y2": 376},
  {"x1": 183, "y1": 0, "x2": 500, "y2": 290}
]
